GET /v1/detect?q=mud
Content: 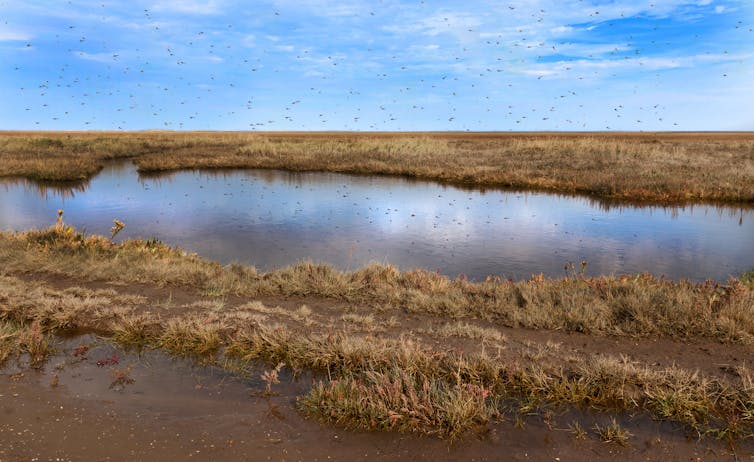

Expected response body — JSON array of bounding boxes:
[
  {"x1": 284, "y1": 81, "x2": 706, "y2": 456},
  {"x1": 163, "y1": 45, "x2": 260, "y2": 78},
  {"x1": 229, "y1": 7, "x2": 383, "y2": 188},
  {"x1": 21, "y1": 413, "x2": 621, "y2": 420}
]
[{"x1": 2, "y1": 335, "x2": 752, "y2": 462}]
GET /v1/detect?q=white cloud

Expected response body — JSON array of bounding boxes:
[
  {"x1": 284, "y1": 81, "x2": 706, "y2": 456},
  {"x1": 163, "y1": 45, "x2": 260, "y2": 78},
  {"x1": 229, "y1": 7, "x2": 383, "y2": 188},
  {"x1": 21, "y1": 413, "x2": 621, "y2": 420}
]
[
  {"x1": 516, "y1": 51, "x2": 754, "y2": 79},
  {"x1": 0, "y1": 29, "x2": 31, "y2": 42},
  {"x1": 241, "y1": 34, "x2": 255, "y2": 48},
  {"x1": 549, "y1": 25, "x2": 573, "y2": 35},
  {"x1": 74, "y1": 50, "x2": 124, "y2": 63},
  {"x1": 151, "y1": 0, "x2": 223, "y2": 15}
]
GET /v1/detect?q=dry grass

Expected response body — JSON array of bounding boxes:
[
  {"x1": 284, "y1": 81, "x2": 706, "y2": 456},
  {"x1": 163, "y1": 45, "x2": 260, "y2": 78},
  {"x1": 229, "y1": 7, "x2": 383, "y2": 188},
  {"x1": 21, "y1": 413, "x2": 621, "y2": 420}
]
[
  {"x1": 159, "y1": 317, "x2": 224, "y2": 358},
  {"x1": 593, "y1": 418, "x2": 632, "y2": 445},
  {"x1": 2, "y1": 226, "x2": 753, "y2": 344},
  {"x1": 423, "y1": 321, "x2": 506, "y2": 343},
  {"x1": 0, "y1": 321, "x2": 22, "y2": 364},
  {"x1": 1, "y1": 131, "x2": 753, "y2": 203},
  {"x1": 299, "y1": 367, "x2": 497, "y2": 440},
  {"x1": 742, "y1": 268, "x2": 754, "y2": 290}
]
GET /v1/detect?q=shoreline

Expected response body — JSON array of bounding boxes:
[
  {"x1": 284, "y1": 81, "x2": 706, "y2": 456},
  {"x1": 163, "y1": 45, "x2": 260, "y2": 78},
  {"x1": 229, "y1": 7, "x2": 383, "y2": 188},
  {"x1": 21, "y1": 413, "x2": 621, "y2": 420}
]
[{"x1": 1, "y1": 130, "x2": 753, "y2": 204}]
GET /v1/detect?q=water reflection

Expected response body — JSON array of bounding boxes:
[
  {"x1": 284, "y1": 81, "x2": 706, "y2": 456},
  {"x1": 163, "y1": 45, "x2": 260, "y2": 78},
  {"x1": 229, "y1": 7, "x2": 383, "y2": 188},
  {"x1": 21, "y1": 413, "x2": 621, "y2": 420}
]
[
  {"x1": 1, "y1": 177, "x2": 91, "y2": 200},
  {"x1": 1, "y1": 162, "x2": 753, "y2": 282}
]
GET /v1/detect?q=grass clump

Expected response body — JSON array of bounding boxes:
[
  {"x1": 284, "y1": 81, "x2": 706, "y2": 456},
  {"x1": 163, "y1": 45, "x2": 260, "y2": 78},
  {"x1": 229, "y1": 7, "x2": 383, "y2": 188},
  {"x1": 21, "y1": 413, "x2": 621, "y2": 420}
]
[
  {"x1": 110, "y1": 315, "x2": 160, "y2": 348},
  {"x1": 159, "y1": 317, "x2": 224, "y2": 358},
  {"x1": 299, "y1": 367, "x2": 497, "y2": 440},
  {"x1": 741, "y1": 268, "x2": 754, "y2": 290},
  {"x1": 16, "y1": 322, "x2": 54, "y2": 368},
  {"x1": 0, "y1": 321, "x2": 22, "y2": 364},
  {"x1": 593, "y1": 418, "x2": 632, "y2": 445}
]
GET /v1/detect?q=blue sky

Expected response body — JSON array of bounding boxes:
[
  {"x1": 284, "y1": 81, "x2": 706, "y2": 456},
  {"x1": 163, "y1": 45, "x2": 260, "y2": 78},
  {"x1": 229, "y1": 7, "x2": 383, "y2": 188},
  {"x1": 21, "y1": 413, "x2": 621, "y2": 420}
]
[{"x1": 1, "y1": 0, "x2": 752, "y2": 131}]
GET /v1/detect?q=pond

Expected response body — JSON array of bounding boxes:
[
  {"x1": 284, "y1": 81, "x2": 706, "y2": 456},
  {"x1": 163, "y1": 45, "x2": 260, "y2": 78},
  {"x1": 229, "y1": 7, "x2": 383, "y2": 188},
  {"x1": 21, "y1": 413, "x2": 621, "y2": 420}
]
[{"x1": 1, "y1": 162, "x2": 752, "y2": 281}]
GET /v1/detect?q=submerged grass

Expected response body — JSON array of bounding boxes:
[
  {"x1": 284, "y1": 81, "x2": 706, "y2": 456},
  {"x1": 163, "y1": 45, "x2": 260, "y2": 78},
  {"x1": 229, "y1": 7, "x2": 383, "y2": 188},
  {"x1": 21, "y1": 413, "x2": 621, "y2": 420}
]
[
  {"x1": 1, "y1": 131, "x2": 753, "y2": 203},
  {"x1": 0, "y1": 321, "x2": 22, "y2": 364},
  {"x1": 0, "y1": 320, "x2": 54, "y2": 368}
]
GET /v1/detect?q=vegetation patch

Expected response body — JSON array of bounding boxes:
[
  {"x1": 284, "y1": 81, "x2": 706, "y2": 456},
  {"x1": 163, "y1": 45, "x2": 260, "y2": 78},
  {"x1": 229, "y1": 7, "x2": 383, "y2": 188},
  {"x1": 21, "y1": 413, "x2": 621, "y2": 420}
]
[
  {"x1": 2, "y1": 131, "x2": 754, "y2": 203},
  {"x1": 300, "y1": 367, "x2": 498, "y2": 439},
  {"x1": 2, "y1": 225, "x2": 753, "y2": 344}
]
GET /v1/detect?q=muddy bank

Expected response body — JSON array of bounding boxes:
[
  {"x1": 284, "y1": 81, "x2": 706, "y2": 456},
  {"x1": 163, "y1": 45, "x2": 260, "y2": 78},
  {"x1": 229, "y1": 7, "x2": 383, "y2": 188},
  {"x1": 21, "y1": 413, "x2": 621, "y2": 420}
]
[{"x1": 2, "y1": 336, "x2": 750, "y2": 462}]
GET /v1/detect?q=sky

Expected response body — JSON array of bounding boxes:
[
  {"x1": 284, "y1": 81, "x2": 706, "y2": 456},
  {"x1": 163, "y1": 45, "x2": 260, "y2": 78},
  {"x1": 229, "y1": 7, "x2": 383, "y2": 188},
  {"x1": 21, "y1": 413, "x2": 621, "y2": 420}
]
[{"x1": 1, "y1": 0, "x2": 752, "y2": 131}]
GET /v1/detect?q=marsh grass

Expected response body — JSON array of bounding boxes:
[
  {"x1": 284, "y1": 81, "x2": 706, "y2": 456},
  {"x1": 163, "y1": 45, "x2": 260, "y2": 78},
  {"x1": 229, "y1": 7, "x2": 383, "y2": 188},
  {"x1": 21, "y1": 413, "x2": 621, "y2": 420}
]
[
  {"x1": 341, "y1": 313, "x2": 378, "y2": 330},
  {"x1": 568, "y1": 420, "x2": 588, "y2": 439},
  {"x1": 742, "y1": 268, "x2": 754, "y2": 290},
  {"x1": 3, "y1": 226, "x2": 753, "y2": 344},
  {"x1": 16, "y1": 321, "x2": 54, "y2": 368},
  {"x1": 299, "y1": 367, "x2": 498, "y2": 439},
  {"x1": 1, "y1": 131, "x2": 753, "y2": 203},
  {"x1": 0, "y1": 321, "x2": 22, "y2": 364},
  {"x1": 423, "y1": 321, "x2": 506, "y2": 343},
  {"x1": 593, "y1": 418, "x2": 632, "y2": 445},
  {"x1": 159, "y1": 317, "x2": 224, "y2": 358}
]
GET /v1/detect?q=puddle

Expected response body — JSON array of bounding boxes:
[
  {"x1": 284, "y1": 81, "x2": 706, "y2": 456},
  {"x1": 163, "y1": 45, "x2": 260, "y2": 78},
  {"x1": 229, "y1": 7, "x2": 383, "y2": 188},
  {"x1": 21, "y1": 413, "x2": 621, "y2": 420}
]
[
  {"x1": 1, "y1": 162, "x2": 753, "y2": 281},
  {"x1": 1, "y1": 335, "x2": 750, "y2": 461}
]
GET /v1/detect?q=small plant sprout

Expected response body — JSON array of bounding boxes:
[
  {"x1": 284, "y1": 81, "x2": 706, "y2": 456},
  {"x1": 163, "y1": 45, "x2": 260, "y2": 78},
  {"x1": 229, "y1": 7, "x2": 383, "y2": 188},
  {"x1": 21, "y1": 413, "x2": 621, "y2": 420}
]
[
  {"x1": 110, "y1": 219, "x2": 125, "y2": 241},
  {"x1": 261, "y1": 362, "x2": 285, "y2": 397},
  {"x1": 568, "y1": 420, "x2": 587, "y2": 440},
  {"x1": 55, "y1": 209, "x2": 64, "y2": 230},
  {"x1": 109, "y1": 364, "x2": 135, "y2": 390},
  {"x1": 593, "y1": 418, "x2": 632, "y2": 446}
]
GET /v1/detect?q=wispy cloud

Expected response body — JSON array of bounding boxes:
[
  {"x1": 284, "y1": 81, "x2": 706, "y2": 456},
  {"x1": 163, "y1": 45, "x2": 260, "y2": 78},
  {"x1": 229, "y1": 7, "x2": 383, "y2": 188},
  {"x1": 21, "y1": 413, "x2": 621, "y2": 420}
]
[
  {"x1": 0, "y1": 28, "x2": 32, "y2": 42},
  {"x1": 73, "y1": 50, "x2": 125, "y2": 63},
  {"x1": 151, "y1": 0, "x2": 224, "y2": 15}
]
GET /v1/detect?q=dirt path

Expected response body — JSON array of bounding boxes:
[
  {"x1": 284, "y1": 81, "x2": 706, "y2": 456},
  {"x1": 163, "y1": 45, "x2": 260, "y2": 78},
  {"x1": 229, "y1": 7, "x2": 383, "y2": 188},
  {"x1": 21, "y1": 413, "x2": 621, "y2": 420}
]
[{"x1": 12, "y1": 270, "x2": 753, "y2": 382}]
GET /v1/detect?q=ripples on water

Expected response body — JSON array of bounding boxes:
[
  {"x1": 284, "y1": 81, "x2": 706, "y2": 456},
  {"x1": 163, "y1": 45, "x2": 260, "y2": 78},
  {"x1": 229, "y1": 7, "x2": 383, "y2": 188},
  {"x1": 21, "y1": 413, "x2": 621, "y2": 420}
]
[{"x1": 1, "y1": 162, "x2": 752, "y2": 281}]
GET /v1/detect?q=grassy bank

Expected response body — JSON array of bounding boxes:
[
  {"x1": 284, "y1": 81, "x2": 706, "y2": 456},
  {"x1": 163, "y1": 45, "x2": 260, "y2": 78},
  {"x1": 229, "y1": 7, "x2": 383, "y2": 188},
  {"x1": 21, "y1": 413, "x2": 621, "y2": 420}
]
[
  {"x1": 1, "y1": 225, "x2": 753, "y2": 343},
  {"x1": 1, "y1": 131, "x2": 753, "y2": 203}
]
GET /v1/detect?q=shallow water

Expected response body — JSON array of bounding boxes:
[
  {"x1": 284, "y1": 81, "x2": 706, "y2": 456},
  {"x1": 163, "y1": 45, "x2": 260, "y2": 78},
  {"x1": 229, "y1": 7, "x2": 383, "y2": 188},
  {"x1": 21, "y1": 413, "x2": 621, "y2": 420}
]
[
  {"x1": 1, "y1": 162, "x2": 753, "y2": 281},
  {"x1": 4, "y1": 335, "x2": 743, "y2": 461}
]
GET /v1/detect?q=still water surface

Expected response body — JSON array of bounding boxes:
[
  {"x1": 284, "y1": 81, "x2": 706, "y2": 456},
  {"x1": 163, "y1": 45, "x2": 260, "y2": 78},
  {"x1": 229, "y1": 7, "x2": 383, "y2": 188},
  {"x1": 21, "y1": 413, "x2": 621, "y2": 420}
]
[{"x1": 1, "y1": 162, "x2": 752, "y2": 281}]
